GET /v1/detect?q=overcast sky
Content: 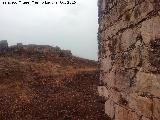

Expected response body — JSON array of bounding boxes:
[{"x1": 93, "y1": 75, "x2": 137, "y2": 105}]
[{"x1": 0, "y1": 0, "x2": 98, "y2": 60}]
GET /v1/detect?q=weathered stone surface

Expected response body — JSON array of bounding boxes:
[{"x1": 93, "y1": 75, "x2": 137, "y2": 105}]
[
  {"x1": 102, "y1": 68, "x2": 116, "y2": 87},
  {"x1": 120, "y1": 29, "x2": 138, "y2": 51},
  {"x1": 98, "y1": 0, "x2": 160, "y2": 119},
  {"x1": 98, "y1": 86, "x2": 109, "y2": 99},
  {"x1": 115, "y1": 104, "x2": 140, "y2": 120},
  {"x1": 105, "y1": 100, "x2": 115, "y2": 119},
  {"x1": 129, "y1": 93, "x2": 153, "y2": 118},
  {"x1": 136, "y1": 71, "x2": 160, "y2": 97},
  {"x1": 141, "y1": 16, "x2": 160, "y2": 44},
  {"x1": 114, "y1": 68, "x2": 137, "y2": 91},
  {"x1": 130, "y1": 0, "x2": 154, "y2": 23},
  {"x1": 100, "y1": 56, "x2": 112, "y2": 73},
  {"x1": 108, "y1": 88, "x2": 121, "y2": 103},
  {"x1": 141, "y1": 116, "x2": 151, "y2": 120},
  {"x1": 153, "y1": 98, "x2": 160, "y2": 120}
]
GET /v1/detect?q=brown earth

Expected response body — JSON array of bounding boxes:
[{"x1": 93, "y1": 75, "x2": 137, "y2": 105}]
[{"x1": 0, "y1": 46, "x2": 109, "y2": 120}]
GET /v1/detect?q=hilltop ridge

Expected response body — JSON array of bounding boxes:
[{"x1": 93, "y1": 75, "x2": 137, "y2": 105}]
[
  {"x1": 0, "y1": 40, "x2": 97, "y2": 68},
  {"x1": 0, "y1": 40, "x2": 109, "y2": 120}
]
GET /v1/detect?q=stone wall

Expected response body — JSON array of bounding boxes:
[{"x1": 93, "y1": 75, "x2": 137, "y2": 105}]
[
  {"x1": 98, "y1": 0, "x2": 160, "y2": 120},
  {"x1": 0, "y1": 40, "x2": 72, "y2": 57}
]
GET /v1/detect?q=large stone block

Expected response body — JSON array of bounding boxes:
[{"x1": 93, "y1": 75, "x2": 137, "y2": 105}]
[
  {"x1": 108, "y1": 88, "x2": 121, "y2": 103},
  {"x1": 153, "y1": 98, "x2": 160, "y2": 120},
  {"x1": 141, "y1": 117, "x2": 151, "y2": 120},
  {"x1": 130, "y1": 0, "x2": 154, "y2": 23},
  {"x1": 120, "y1": 29, "x2": 138, "y2": 51},
  {"x1": 135, "y1": 71, "x2": 160, "y2": 97},
  {"x1": 114, "y1": 68, "x2": 137, "y2": 91},
  {"x1": 100, "y1": 56, "x2": 112, "y2": 73},
  {"x1": 141, "y1": 16, "x2": 160, "y2": 45},
  {"x1": 113, "y1": 44, "x2": 142, "y2": 69},
  {"x1": 128, "y1": 93, "x2": 153, "y2": 118},
  {"x1": 115, "y1": 104, "x2": 140, "y2": 120},
  {"x1": 108, "y1": 88, "x2": 129, "y2": 107},
  {"x1": 98, "y1": 86, "x2": 109, "y2": 99},
  {"x1": 105, "y1": 99, "x2": 115, "y2": 119},
  {"x1": 101, "y1": 65, "x2": 116, "y2": 87}
]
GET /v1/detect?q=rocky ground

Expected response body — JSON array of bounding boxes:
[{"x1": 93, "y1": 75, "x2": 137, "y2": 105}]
[{"x1": 0, "y1": 47, "x2": 109, "y2": 120}]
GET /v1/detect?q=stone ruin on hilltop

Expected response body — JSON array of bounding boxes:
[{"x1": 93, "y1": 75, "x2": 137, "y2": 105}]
[
  {"x1": 98, "y1": 0, "x2": 160, "y2": 120},
  {"x1": 0, "y1": 40, "x2": 72, "y2": 57},
  {"x1": 0, "y1": 40, "x2": 8, "y2": 53}
]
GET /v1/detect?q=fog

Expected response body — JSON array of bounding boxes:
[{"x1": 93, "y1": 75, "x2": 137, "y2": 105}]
[{"x1": 0, "y1": 0, "x2": 98, "y2": 60}]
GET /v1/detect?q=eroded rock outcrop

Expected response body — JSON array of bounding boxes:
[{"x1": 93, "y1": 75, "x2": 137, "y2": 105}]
[{"x1": 98, "y1": 0, "x2": 160, "y2": 120}]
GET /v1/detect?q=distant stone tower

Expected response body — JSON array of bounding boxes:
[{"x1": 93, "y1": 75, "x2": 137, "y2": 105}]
[
  {"x1": 98, "y1": 0, "x2": 160, "y2": 120},
  {"x1": 0, "y1": 40, "x2": 8, "y2": 53}
]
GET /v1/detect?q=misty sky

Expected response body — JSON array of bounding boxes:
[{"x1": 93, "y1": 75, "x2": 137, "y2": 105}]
[{"x1": 0, "y1": 0, "x2": 98, "y2": 60}]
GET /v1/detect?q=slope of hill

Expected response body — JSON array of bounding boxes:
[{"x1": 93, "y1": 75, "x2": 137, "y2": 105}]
[{"x1": 0, "y1": 41, "x2": 109, "y2": 120}]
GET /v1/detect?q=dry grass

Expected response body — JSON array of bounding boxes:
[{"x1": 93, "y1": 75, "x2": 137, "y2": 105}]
[{"x1": 0, "y1": 55, "x2": 109, "y2": 120}]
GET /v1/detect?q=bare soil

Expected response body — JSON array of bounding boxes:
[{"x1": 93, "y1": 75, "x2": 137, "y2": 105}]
[{"x1": 0, "y1": 51, "x2": 109, "y2": 120}]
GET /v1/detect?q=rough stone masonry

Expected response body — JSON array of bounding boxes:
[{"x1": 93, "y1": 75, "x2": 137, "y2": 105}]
[{"x1": 98, "y1": 0, "x2": 160, "y2": 120}]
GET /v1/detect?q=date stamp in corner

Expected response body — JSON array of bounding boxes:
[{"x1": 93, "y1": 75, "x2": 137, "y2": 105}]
[{"x1": 0, "y1": 0, "x2": 77, "y2": 5}]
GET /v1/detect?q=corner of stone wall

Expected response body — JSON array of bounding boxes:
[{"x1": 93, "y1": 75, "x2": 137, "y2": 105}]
[{"x1": 98, "y1": 0, "x2": 160, "y2": 120}]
